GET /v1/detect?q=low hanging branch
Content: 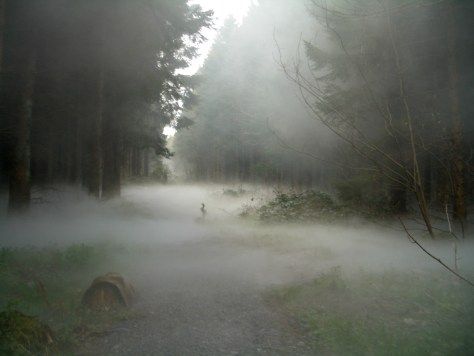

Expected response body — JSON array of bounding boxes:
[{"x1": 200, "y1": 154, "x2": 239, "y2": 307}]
[{"x1": 399, "y1": 218, "x2": 474, "y2": 287}]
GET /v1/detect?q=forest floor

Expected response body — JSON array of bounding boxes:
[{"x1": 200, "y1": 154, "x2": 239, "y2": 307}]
[{"x1": 1, "y1": 184, "x2": 473, "y2": 355}]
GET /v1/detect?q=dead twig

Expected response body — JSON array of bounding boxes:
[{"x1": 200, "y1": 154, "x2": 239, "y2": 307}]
[{"x1": 399, "y1": 218, "x2": 473, "y2": 287}]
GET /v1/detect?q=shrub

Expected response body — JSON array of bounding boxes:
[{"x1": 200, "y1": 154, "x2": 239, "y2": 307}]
[
  {"x1": 257, "y1": 190, "x2": 341, "y2": 222},
  {"x1": 222, "y1": 187, "x2": 246, "y2": 197},
  {"x1": 333, "y1": 175, "x2": 393, "y2": 216},
  {"x1": 151, "y1": 160, "x2": 170, "y2": 182},
  {"x1": 63, "y1": 244, "x2": 97, "y2": 268}
]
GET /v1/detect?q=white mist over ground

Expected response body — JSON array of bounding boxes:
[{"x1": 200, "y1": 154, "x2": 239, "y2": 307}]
[
  {"x1": 1, "y1": 184, "x2": 472, "y2": 273},
  {"x1": 0, "y1": 184, "x2": 473, "y2": 354}
]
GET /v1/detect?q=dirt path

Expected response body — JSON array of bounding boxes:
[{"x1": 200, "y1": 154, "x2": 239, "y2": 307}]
[
  {"x1": 1, "y1": 184, "x2": 470, "y2": 354},
  {"x1": 74, "y1": 184, "x2": 462, "y2": 355},
  {"x1": 81, "y1": 240, "x2": 312, "y2": 355},
  {"x1": 78, "y1": 185, "x2": 315, "y2": 355}
]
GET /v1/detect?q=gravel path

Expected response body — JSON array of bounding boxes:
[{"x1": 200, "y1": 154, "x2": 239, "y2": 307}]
[
  {"x1": 2, "y1": 184, "x2": 469, "y2": 355},
  {"x1": 79, "y1": 186, "x2": 313, "y2": 355},
  {"x1": 80, "y1": 239, "x2": 312, "y2": 355},
  {"x1": 77, "y1": 184, "x2": 453, "y2": 355}
]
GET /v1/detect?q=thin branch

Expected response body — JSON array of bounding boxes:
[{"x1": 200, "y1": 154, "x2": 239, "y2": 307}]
[
  {"x1": 399, "y1": 218, "x2": 473, "y2": 287},
  {"x1": 266, "y1": 117, "x2": 377, "y2": 172},
  {"x1": 309, "y1": 0, "x2": 447, "y2": 20}
]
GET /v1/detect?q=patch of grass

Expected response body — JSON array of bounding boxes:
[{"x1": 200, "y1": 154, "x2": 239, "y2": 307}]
[
  {"x1": 222, "y1": 187, "x2": 246, "y2": 197},
  {"x1": 239, "y1": 203, "x2": 258, "y2": 219},
  {"x1": 266, "y1": 268, "x2": 474, "y2": 355},
  {"x1": 220, "y1": 232, "x2": 336, "y2": 259},
  {"x1": 0, "y1": 306, "x2": 54, "y2": 355},
  {"x1": 112, "y1": 200, "x2": 154, "y2": 219},
  {"x1": 0, "y1": 243, "x2": 134, "y2": 353}
]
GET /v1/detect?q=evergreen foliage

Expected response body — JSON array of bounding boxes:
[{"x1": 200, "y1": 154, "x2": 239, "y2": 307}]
[
  {"x1": 0, "y1": 0, "x2": 212, "y2": 208},
  {"x1": 175, "y1": 0, "x2": 473, "y2": 220}
]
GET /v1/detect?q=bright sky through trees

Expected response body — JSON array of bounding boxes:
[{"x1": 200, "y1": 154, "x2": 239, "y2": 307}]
[
  {"x1": 184, "y1": 0, "x2": 254, "y2": 74},
  {"x1": 164, "y1": 0, "x2": 254, "y2": 136}
]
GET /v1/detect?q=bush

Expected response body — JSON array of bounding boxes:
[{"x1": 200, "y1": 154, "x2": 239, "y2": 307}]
[
  {"x1": 257, "y1": 190, "x2": 341, "y2": 222},
  {"x1": 151, "y1": 160, "x2": 170, "y2": 183},
  {"x1": 63, "y1": 244, "x2": 98, "y2": 268},
  {"x1": 222, "y1": 187, "x2": 246, "y2": 197},
  {"x1": 333, "y1": 175, "x2": 393, "y2": 216}
]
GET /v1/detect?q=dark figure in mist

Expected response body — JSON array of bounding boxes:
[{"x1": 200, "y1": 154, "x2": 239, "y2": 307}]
[{"x1": 200, "y1": 203, "x2": 207, "y2": 219}]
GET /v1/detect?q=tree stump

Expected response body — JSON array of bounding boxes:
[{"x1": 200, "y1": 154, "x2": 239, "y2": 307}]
[{"x1": 82, "y1": 273, "x2": 135, "y2": 309}]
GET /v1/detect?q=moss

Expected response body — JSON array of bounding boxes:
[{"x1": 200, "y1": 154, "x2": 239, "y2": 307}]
[
  {"x1": 0, "y1": 308, "x2": 54, "y2": 355},
  {"x1": 0, "y1": 244, "x2": 133, "y2": 353}
]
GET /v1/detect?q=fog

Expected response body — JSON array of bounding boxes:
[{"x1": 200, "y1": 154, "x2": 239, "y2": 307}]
[
  {"x1": 1, "y1": 0, "x2": 473, "y2": 354},
  {"x1": 2, "y1": 184, "x2": 473, "y2": 353},
  {"x1": 2, "y1": 183, "x2": 472, "y2": 277}
]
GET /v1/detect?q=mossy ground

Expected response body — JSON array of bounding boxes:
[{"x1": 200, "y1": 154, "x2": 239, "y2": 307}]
[
  {"x1": 0, "y1": 243, "x2": 136, "y2": 354},
  {"x1": 266, "y1": 267, "x2": 474, "y2": 355}
]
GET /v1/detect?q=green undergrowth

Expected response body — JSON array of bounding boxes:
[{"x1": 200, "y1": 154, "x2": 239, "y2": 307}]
[
  {"x1": 243, "y1": 190, "x2": 345, "y2": 222},
  {"x1": 241, "y1": 187, "x2": 412, "y2": 223},
  {"x1": 266, "y1": 267, "x2": 474, "y2": 355},
  {"x1": 222, "y1": 187, "x2": 247, "y2": 197},
  {"x1": 112, "y1": 200, "x2": 155, "y2": 219},
  {"x1": 0, "y1": 243, "x2": 135, "y2": 354}
]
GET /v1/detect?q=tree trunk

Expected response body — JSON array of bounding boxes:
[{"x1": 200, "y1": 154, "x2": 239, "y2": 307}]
[
  {"x1": 46, "y1": 138, "x2": 54, "y2": 182},
  {"x1": 126, "y1": 146, "x2": 132, "y2": 177},
  {"x1": 137, "y1": 149, "x2": 142, "y2": 176},
  {"x1": 144, "y1": 148, "x2": 149, "y2": 177},
  {"x1": 390, "y1": 183, "x2": 407, "y2": 213},
  {"x1": 423, "y1": 155, "x2": 432, "y2": 204},
  {"x1": 101, "y1": 86, "x2": 121, "y2": 199},
  {"x1": 8, "y1": 49, "x2": 36, "y2": 213},
  {"x1": 0, "y1": 0, "x2": 6, "y2": 184},
  {"x1": 131, "y1": 147, "x2": 137, "y2": 176},
  {"x1": 68, "y1": 113, "x2": 81, "y2": 183},
  {"x1": 74, "y1": 112, "x2": 83, "y2": 184},
  {"x1": 85, "y1": 68, "x2": 104, "y2": 198},
  {"x1": 101, "y1": 125, "x2": 121, "y2": 199},
  {"x1": 0, "y1": 0, "x2": 5, "y2": 71},
  {"x1": 447, "y1": 4, "x2": 466, "y2": 221}
]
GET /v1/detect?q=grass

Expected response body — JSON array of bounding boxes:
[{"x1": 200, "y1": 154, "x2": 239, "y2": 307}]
[
  {"x1": 222, "y1": 187, "x2": 246, "y2": 197},
  {"x1": 266, "y1": 267, "x2": 474, "y2": 356},
  {"x1": 0, "y1": 243, "x2": 135, "y2": 354}
]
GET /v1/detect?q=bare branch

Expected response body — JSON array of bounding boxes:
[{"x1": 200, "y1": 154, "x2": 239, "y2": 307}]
[
  {"x1": 266, "y1": 116, "x2": 377, "y2": 172},
  {"x1": 399, "y1": 218, "x2": 474, "y2": 287}
]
